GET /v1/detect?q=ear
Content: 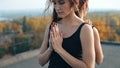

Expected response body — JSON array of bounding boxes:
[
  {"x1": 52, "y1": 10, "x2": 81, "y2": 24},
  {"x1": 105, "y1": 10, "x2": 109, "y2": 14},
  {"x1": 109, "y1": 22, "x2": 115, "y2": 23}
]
[
  {"x1": 81, "y1": 4, "x2": 87, "y2": 12},
  {"x1": 74, "y1": 0, "x2": 79, "y2": 9},
  {"x1": 74, "y1": 4, "x2": 79, "y2": 12},
  {"x1": 81, "y1": 4, "x2": 85, "y2": 10}
]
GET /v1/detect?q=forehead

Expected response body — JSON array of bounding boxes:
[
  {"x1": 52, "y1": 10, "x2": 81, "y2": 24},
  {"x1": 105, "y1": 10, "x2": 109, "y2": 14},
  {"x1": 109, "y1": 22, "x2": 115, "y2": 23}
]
[{"x1": 51, "y1": 0, "x2": 69, "y2": 2}]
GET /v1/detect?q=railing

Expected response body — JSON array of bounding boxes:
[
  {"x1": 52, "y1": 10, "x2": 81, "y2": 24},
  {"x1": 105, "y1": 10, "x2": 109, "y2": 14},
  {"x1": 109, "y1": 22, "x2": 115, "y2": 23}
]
[
  {"x1": 0, "y1": 33, "x2": 35, "y2": 58},
  {"x1": 0, "y1": 24, "x2": 120, "y2": 59}
]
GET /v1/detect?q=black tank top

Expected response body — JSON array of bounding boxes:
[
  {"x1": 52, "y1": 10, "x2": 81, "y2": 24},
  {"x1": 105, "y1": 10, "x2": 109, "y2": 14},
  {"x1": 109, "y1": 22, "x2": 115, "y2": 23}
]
[{"x1": 48, "y1": 23, "x2": 86, "y2": 68}]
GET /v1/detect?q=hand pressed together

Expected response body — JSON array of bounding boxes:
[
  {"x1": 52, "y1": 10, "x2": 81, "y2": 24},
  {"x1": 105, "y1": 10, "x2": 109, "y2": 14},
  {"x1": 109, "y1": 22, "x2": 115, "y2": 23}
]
[{"x1": 50, "y1": 23, "x2": 63, "y2": 53}]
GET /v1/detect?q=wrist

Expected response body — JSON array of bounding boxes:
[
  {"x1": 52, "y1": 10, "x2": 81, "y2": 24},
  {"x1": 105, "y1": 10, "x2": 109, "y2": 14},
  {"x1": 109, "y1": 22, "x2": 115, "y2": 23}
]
[
  {"x1": 55, "y1": 47, "x2": 64, "y2": 54},
  {"x1": 48, "y1": 47, "x2": 53, "y2": 52}
]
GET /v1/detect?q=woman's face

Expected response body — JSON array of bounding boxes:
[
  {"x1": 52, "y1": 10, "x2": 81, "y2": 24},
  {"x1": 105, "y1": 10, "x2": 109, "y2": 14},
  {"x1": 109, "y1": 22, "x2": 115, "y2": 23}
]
[{"x1": 52, "y1": 0, "x2": 73, "y2": 18}]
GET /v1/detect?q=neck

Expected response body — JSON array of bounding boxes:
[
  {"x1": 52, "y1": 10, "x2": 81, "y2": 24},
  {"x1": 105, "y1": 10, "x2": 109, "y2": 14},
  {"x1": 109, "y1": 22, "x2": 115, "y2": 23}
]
[
  {"x1": 79, "y1": 11, "x2": 84, "y2": 19},
  {"x1": 60, "y1": 11, "x2": 83, "y2": 26}
]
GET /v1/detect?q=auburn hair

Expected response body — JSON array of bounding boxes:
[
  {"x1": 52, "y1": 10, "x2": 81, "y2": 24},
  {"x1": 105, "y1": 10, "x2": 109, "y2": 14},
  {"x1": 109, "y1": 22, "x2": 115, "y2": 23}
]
[{"x1": 45, "y1": 0, "x2": 88, "y2": 23}]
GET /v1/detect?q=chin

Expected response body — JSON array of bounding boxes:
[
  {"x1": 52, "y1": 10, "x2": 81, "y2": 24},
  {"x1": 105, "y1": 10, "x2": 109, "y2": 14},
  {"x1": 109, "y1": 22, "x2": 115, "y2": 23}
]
[{"x1": 58, "y1": 16, "x2": 65, "y2": 18}]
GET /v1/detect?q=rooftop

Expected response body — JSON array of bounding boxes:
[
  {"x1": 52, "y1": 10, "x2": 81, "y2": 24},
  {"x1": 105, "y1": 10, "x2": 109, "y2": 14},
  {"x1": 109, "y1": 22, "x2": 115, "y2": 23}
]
[{"x1": 0, "y1": 43, "x2": 120, "y2": 68}]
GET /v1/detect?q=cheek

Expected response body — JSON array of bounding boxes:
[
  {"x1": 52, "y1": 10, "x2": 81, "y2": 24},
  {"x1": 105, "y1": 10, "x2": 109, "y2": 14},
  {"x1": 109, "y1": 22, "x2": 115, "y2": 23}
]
[
  {"x1": 62, "y1": 3, "x2": 72, "y2": 11},
  {"x1": 63, "y1": 6, "x2": 72, "y2": 13},
  {"x1": 57, "y1": 4, "x2": 73, "y2": 18}
]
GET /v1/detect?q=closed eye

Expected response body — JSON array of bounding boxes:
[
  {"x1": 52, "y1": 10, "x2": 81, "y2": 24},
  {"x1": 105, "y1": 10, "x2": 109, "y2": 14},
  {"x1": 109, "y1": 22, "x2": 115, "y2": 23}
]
[{"x1": 58, "y1": 0, "x2": 65, "y2": 5}]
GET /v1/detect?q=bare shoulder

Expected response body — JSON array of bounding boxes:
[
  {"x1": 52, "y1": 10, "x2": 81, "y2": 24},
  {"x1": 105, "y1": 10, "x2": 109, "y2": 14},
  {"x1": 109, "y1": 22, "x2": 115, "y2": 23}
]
[
  {"x1": 81, "y1": 24, "x2": 93, "y2": 33},
  {"x1": 80, "y1": 23, "x2": 94, "y2": 45},
  {"x1": 80, "y1": 24, "x2": 95, "y2": 68},
  {"x1": 92, "y1": 26, "x2": 99, "y2": 35}
]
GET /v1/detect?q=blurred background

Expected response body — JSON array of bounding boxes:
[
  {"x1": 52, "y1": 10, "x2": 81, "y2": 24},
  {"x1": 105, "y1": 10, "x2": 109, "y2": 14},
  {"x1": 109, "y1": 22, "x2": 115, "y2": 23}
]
[{"x1": 0, "y1": 0, "x2": 120, "y2": 68}]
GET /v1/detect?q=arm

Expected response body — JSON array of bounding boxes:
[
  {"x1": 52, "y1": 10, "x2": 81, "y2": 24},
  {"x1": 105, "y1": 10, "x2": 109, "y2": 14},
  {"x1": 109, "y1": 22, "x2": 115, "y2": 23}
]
[
  {"x1": 93, "y1": 27, "x2": 104, "y2": 65},
  {"x1": 51, "y1": 24, "x2": 95, "y2": 68},
  {"x1": 80, "y1": 24, "x2": 95, "y2": 68},
  {"x1": 38, "y1": 24, "x2": 53, "y2": 66},
  {"x1": 85, "y1": 19, "x2": 104, "y2": 64}
]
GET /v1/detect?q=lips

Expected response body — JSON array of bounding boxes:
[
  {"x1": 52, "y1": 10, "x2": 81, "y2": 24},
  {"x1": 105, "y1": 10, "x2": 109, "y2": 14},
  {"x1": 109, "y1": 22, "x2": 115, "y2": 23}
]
[{"x1": 57, "y1": 12, "x2": 64, "y2": 14}]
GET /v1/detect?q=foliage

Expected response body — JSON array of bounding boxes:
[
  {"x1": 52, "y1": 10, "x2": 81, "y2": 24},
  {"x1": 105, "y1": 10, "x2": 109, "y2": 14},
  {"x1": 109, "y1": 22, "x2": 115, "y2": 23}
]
[
  {"x1": 9, "y1": 34, "x2": 32, "y2": 55},
  {"x1": 0, "y1": 47, "x2": 7, "y2": 58},
  {"x1": 87, "y1": 12, "x2": 120, "y2": 42},
  {"x1": 0, "y1": 12, "x2": 120, "y2": 59}
]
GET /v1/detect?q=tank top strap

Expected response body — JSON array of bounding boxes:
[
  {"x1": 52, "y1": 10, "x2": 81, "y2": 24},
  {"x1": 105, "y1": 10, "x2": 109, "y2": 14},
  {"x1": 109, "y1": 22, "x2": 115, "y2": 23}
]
[{"x1": 77, "y1": 22, "x2": 87, "y2": 35}]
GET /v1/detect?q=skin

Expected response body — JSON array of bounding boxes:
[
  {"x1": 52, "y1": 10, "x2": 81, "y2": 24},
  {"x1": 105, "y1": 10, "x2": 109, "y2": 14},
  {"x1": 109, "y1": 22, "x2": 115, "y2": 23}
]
[
  {"x1": 39, "y1": 0, "x2": 95, "y2": 68},
  {"x1": 93, "y1": 27, "x2": 104, "y2": 64},
  {"x1": 79, "y1": 1, "x2": 104, "y2": 65},
  {"x1": 38, "y1": 24, "x2": 53, "y2": 66}
]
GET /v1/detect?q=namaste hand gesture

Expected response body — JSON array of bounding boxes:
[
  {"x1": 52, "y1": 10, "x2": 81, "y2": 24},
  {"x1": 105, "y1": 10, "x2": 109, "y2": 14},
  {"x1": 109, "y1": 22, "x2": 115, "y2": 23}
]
[{"x1": 49, "y1": 23, "x2": 63, "y2": 53}]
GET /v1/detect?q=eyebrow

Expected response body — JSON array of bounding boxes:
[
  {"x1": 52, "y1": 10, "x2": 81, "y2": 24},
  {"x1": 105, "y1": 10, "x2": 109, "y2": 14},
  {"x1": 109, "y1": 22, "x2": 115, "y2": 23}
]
[
  {"x1": 59, "y1": 0, "x2": 64, "y2": 2},
  {"x1": 51, "y1": 0, "x2": 55, "y2": 2},
  {"x1": 50, "y1": 0, "x2": 55, "y2": 2},
  {"x1": 52, "y1": 0, "x2": 64, "y2": 2}
]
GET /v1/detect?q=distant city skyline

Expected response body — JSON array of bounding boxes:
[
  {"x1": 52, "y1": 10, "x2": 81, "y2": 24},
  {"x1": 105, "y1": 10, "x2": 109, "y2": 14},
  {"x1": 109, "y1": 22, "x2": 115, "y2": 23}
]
[{"x1": 0, "y1": 0, "x2": 120, "y2": 11}]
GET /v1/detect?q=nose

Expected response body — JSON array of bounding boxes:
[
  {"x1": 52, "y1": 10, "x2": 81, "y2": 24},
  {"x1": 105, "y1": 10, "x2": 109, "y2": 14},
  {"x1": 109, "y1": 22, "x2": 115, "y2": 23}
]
[{"x1": 54, "y1": 4, "x2": 61, "y2": 11}]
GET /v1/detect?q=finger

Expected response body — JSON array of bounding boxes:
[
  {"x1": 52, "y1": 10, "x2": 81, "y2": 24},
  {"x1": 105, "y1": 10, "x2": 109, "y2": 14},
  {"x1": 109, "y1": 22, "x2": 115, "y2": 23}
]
[
  {"x1": 60, "y1": 32, "x2": 63, "y2": 38},
  {"x1": 55, "y1": 24, "x2": 60, "y2": 36},
  {"x1": 53, "y1": 24, "x2": 59, "y2": 37},
  {"x1": 51, "y1": 24, "x2": 55, "y2": 37},
  {"x1": 88, "y1": 19, "x2": 92, "y2": 25},
  {"x1": 49, "y1": 30, "x2": 52, "y2": 44},
  {"x1": 87, "y1": 20, "x2": 90, "y2": 24},
  {"x1": 52, "y1": 26, "x2": 56, "y2": 37},
  {"x1": 49, "y1": 39, "x2": 51, "y2": 46},
  {"x1": 53, "y1": 22, "x2": 55, "y2": 25},
  {"x1": 50, "y1": 30, "x2": 54, "y2": 42},
  {"x1": 89, "y1": 20, "x2": 92, "y2": 24}
]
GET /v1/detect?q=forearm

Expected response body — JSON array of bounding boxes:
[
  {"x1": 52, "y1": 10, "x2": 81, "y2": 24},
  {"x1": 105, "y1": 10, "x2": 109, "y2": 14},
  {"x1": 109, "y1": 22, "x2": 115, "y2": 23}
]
[
  {"x1": 95, "y1": 44, "x2": 104, "y2": 64},
  {"x1": 96, "y1": 51, "x2": 104, "y2": 65},
  {"x1": 38, "y1": 47, "x2": 53, "y2": 66},
  {"x1": 56, "y1": 48, "x2": 87, "y2": 68}
]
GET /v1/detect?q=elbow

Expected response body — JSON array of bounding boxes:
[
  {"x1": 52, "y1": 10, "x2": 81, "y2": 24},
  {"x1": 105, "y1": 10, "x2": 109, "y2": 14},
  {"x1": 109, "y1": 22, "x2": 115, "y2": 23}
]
[
  {"x1": 99, "y1": 54, "x2": 104, "y2": 64},
  {"x1": 39, "y1": 62, "x2": 44, "y2": 66},
  {"x1": 38, "y1": 56, "x2": 46, "y2": 66},
  {"x1": 96, "y1": 54, "x2": 104, "y2": 65},
  {"x1": 73, "y1": 63, "x2": 87, "y2": 68},
  {"x1": 38, "y1": 59, "x2": 46, "y2": 66}
]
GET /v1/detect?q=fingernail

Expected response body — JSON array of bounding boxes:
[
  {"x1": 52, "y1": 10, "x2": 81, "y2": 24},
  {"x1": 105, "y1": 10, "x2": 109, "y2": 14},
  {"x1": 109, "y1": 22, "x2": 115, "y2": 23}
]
[
  {"x1": 53, "y1": 23, "x2": 55, "y2": 25},
  {"x1": 54, "y1": 23, "x2": 56, "y2": 25},
  {"x1": 52, "y1": 23, "x2": 54, "y2": 27}
]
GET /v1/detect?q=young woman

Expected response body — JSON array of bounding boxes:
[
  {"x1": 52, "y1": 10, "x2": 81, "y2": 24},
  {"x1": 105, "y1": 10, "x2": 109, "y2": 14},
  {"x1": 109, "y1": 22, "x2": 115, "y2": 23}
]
[
  {"x1": 76, "y1": 0, "x2": 104, "y2": 64},
  {"x1": 39, "y1": 0, "x2": 95, "y2": 68}
]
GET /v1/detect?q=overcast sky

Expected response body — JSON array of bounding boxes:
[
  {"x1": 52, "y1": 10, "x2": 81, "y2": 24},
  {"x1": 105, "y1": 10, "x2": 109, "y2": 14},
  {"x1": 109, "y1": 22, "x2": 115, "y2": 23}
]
[{"x1": 0, "y1": 0, "x2": 120, "y2": 11}]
